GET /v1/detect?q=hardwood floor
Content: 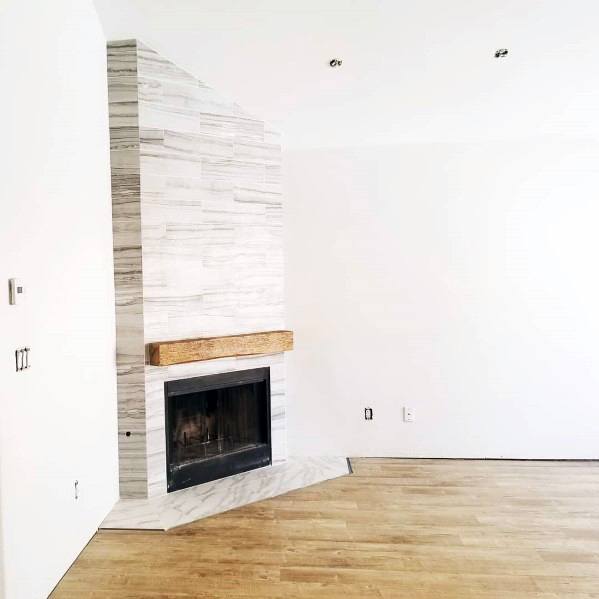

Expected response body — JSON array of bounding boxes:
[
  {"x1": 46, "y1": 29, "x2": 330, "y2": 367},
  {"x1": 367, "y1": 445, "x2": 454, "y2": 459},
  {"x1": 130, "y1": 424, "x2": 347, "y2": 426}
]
[{"x1": 52, "y1": 458, "x2": 599, "y2": 598}]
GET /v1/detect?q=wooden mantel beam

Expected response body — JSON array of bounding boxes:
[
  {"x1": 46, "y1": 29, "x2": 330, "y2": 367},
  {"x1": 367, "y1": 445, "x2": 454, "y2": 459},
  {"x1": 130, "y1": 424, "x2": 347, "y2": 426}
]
[{"x1": 148, "y1": 330, "x2": 294, "y2": 366}]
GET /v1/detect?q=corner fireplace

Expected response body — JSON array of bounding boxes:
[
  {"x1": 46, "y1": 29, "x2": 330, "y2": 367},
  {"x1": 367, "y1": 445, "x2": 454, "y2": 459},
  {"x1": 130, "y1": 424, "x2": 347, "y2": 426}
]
[{"x1": 165, "y1": 368, "x2": 272, "y2": 493}]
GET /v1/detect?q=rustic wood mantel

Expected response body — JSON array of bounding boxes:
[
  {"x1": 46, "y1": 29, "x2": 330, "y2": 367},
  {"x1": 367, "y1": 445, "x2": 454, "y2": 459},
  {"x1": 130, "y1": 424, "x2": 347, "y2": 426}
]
[{"x1": 148, "y1": 330, "x2": 294, "y2": 366}]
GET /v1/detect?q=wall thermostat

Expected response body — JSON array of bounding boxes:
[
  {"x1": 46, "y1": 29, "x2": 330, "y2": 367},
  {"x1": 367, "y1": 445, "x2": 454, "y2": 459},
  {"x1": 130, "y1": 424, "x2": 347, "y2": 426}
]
[{"x1": 8, "y1": 278, "x2": 24, "y2": 305}]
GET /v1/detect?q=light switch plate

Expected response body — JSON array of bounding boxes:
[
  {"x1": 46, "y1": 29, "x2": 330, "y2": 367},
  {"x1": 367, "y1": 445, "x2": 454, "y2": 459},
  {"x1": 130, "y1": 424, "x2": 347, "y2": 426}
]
[{"x1": 403, "y1": 407, "x2": 415, "y2": 422}]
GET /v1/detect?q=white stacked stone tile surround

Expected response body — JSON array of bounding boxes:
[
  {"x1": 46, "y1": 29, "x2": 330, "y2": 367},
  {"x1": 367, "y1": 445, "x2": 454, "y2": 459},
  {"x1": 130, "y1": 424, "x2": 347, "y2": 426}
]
[
  {"x1": 108, "y1": 39, "x2": 287, "y2": 499},
  {"x1": 107, "y1": 40, "x2": 349, "y2": 525}
]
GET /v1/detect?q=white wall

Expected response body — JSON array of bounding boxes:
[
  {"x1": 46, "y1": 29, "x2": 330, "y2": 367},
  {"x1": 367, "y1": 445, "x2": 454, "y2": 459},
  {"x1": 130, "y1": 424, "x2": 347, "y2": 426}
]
[
  {"x1": 93, "y1": 0, "x2": 599, "y2": 149},
  {"x1": 0, "y1": 1, "x2": 118, "y2": 597},
  {"x1": 284, "y1": 141, "x2": 599, "y2": 458},
  {"x1": 91, "y1": 0, "x2": 599, "y2": 460}
]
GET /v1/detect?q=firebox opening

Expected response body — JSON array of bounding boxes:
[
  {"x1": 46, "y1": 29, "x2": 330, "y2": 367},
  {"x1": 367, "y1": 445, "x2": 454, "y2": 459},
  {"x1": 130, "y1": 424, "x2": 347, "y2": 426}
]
[{"x1": 165, "y1": 367, "x2": 272, "y2": 492}]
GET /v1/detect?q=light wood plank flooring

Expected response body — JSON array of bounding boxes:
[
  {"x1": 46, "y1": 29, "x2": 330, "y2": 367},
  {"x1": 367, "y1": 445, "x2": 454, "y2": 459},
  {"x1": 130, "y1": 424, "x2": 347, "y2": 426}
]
[{"x1": 52, "y1": 458, "x2": 599, "y2": 598}]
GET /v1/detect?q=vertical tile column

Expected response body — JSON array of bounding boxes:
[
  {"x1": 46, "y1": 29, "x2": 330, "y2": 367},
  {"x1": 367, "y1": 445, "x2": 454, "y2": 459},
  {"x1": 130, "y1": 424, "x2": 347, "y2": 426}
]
[{"x1": 107, "y1": 40, "x2": 148, "y2": 498}]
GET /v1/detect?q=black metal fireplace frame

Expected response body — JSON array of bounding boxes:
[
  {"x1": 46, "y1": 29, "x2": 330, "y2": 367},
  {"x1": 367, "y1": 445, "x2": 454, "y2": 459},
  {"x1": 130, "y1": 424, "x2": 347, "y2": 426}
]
[{"x1": 164, "y1": 367, "x2": 272, "y2": 493}]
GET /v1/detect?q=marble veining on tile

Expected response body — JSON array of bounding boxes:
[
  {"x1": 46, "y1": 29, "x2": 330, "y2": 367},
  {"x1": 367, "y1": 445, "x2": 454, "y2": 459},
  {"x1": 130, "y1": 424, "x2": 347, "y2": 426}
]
[
  {"x1": 108, "y1": 39, "x2": 147, "y2": 498},
  {"x1": 101, "y1": 457, "x2": 351, "y2": 530},
  {"x1": 107, "y1": 39, "x2": 287, "y2": 501}
]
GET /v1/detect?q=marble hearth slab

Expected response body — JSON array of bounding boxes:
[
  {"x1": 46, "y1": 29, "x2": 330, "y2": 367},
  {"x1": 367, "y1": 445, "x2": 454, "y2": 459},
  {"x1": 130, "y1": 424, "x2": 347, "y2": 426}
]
[{"x1": 101, "y1": 456, "x2": 350, "y2": 530}]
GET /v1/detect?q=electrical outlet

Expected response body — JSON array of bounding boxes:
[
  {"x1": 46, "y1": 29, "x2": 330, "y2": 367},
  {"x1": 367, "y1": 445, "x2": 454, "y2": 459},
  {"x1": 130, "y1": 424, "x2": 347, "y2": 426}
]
[
  {"x1": 403, "y1": 407, "x2": 415, "y2": 422},
  {"x1": 364, "y1": 407, "x2": 373, "y2": 421}
]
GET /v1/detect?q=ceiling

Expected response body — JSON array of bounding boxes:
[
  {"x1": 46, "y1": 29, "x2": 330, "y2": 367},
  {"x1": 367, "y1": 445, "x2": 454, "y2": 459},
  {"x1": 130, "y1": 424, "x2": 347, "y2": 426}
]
[{"x1": 94, "y1": 0, "x2": 599, "y2": 149}]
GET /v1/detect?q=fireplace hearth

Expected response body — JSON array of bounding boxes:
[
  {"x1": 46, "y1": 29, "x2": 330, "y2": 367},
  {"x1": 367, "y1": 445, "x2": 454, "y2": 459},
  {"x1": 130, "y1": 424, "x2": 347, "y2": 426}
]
[{"x1": 165, "y1": 368, "x2": 272, "y2": 492}]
